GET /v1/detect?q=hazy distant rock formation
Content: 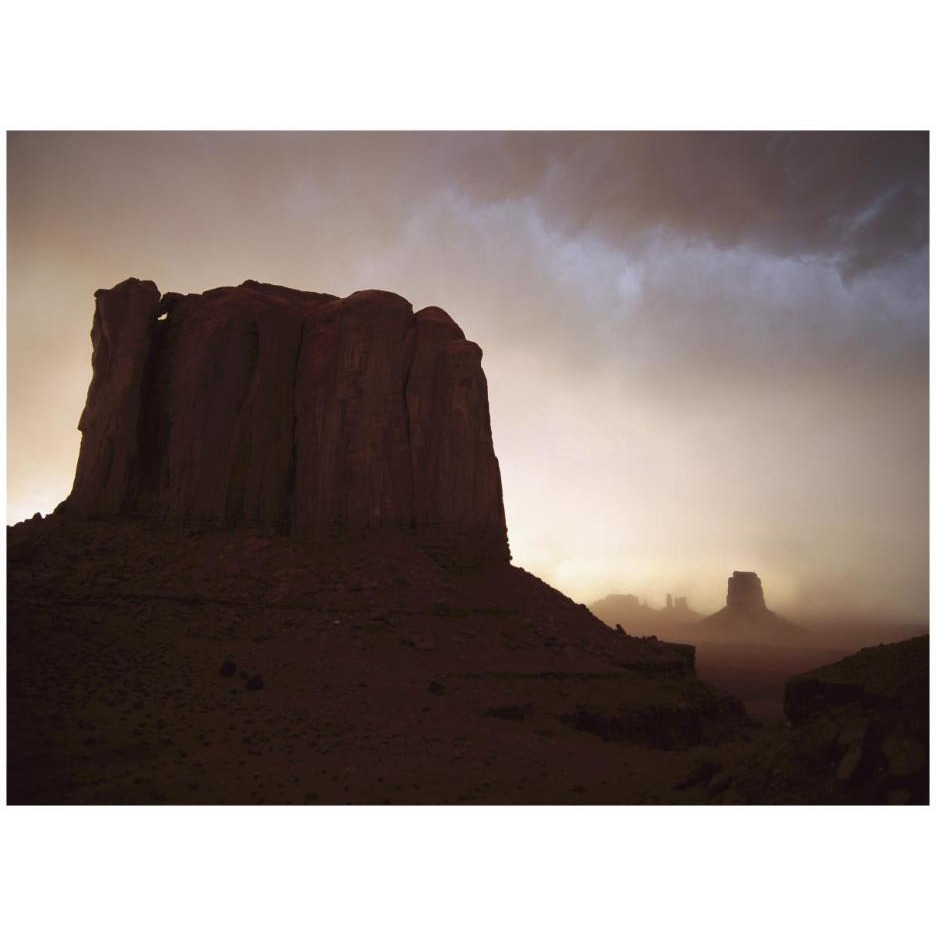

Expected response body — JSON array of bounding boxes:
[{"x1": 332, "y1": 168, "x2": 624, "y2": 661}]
[
  {"x1": 591, "y1": 572, "x2": 807, "y2": 647},
  {"x1": 64, "y1": 278, "x2": 509, "y2": 565},
  {"x1": 590, "y1": 592, "x2": 702, "y2": 638},
  {"x1": 693, "y1": 571, "x2": 799, "y2": 644},
  {"x1": 726, "y1": 571, "x2": 765, "y2": 612}
]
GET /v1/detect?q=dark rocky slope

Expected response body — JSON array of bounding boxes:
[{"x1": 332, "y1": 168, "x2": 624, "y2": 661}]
[{"x1": 7, "y1": 516, "x2": 748, "y2": 804}]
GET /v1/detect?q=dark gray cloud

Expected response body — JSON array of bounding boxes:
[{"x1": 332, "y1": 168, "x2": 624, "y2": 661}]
[{"x1": 436, "y1": 131, "x2": 929, "y2": 279}]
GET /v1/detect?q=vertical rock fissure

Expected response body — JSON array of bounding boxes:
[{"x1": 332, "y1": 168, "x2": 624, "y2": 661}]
[
  {"x1": 222, "y1": 319, "x2": 260, "y2": 525},
  {"x1": 401, "y1": 318, "x2": 418, "y2": 530},
  {"x1": 132, "y1": 315, "x2": 170, "y2": 513},
  {"x1": 285, "y1": 313, "x2": 307, "y2": 533}
]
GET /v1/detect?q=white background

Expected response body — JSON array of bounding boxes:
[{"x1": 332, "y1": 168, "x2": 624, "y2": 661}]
[{"x1": 1, "y1": 2, "x2": 933, "y2": 934}]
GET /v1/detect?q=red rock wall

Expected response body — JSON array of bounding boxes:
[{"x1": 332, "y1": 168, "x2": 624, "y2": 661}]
[
  {"x1": 66, "y1": 279, "x2": 510, "y2": 564},
  {"x1": 293, "y1": 290, "x2": 415, "y2": 534}
]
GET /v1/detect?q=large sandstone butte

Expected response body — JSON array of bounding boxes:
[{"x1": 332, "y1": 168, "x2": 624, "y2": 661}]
[{"x1": 65, "y1": 278, "x2": 508, "y2": 565}]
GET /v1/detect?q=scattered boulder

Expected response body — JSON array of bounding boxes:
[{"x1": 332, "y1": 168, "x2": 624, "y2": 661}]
[
  {"x1": 483, "y1": 703, "x2": 533, "y2": 721},
  {"x1": 246, "y1": 674, "x2": 264, "y2": 691},
  {"x1": 707, "y1": 769, "x2": 735, "y2": 795},
  {"x1": 835, "y1": 738, "x2": 865, "y2": 783}
]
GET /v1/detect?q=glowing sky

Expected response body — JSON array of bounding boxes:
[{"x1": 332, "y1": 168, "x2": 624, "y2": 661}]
[{"x1": 6, "y1": 132, "x2": 929, "y2": 619}]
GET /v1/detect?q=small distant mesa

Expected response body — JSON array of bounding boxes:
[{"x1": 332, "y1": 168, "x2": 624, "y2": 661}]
[
  {"x1": 613, "y1": 593, "x2": 692, "y2": 612},
  {"x1": 588, "y1": 590, "x2": 702, "y2": 636}
]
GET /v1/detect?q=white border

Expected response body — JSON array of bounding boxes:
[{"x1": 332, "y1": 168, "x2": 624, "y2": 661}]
[{"x1": 2, "y1": 3, "x2": 933, "y2": 935}]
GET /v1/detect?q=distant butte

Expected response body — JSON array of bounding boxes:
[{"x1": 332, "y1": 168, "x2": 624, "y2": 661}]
[
  {"x1": 725, "y1": 571, "x2": 766, "y2": 612},
  {"x1": 693, "y1": 571, "x2": 800, "y2": 643},
  {"x1": 64, "y1": 278, "x2": 509, "y2": 566}
]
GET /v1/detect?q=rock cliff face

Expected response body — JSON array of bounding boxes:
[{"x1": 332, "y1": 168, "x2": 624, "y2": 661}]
[{"x1": 64, "y1": 278, "x2": 509, "y2": 565}]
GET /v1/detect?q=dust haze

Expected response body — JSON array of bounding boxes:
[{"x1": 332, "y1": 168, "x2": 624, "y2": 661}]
[{"x1": 7, "y1": 132, "x2": 928, "y2": 623}]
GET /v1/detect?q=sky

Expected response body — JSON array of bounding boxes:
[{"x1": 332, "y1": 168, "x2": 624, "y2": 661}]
[{"x1": 6, "y1": 131, "x2": 929, "y2": 620}]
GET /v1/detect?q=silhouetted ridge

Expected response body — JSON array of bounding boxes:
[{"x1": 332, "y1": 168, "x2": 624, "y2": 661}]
[{"x1": 64, "y1": 278, "x2": 509, "y2": 565}]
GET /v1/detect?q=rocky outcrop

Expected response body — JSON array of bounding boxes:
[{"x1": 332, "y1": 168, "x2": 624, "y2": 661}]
[
  {"x1": 64, "y1": 279, "x2": 509, "y2": 565},
  {"x1": 780, "y1": 637, "x2": 928, "y2": 803},
  {"x1": 784, "y1": 636, "x2": 929, "y2": 727},
  {"x1": 672, "y1": 636, "x2": 929, "y2": 804}
]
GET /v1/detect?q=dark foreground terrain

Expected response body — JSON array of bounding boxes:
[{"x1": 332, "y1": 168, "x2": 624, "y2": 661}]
[
  {"x1": 7, "y1": 516, "x2": 928, "y2": 805},
  {"x1": 592, "y1": 591, "x2": 927, "y2": 724},
  {"x1": 693, "y1": 643, "x2": 866, "y2": 722}
]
